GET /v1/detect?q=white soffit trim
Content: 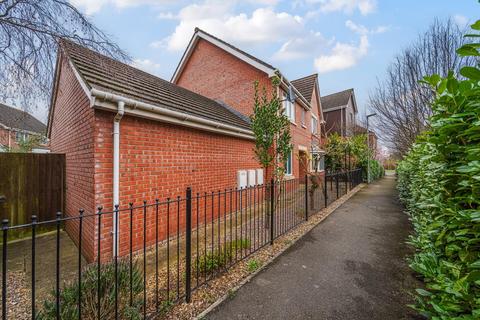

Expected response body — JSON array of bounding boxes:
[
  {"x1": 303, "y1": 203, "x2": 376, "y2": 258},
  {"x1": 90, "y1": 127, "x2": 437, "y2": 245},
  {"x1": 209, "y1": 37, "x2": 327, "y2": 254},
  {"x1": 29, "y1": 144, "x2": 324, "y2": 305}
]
[
  {"x1": 92, "y1": 91, "x2": 255, "y2": 141},
  {"x1": 323, "y1": 105, "x2": 348, "y2": 113},
  {"x1": 172, "y1": 31, "x2": 276, "y2": 83},
  {"x1": 68, "y1": 59, "x2": 92, "y2": 101}
]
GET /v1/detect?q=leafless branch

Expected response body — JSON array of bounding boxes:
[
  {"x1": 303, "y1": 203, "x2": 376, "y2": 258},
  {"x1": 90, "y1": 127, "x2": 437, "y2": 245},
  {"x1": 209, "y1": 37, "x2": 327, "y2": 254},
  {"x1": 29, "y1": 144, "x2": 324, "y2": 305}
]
[
  {"x1": 368, "y1": 18, "x2": 475, "y2": 156},
  {"x1": 0, "y1": 0, "x2": 129, "y2": 121}
]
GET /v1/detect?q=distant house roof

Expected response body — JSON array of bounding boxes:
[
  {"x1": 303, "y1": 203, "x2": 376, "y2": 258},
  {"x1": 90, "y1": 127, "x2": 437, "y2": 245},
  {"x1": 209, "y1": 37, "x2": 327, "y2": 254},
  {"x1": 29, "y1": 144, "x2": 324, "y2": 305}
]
[
  {"x1": 321, "y1": 89, "x2": 356, "y2": 112},
  {"x1": 0, "y1": 103, "x2": 46, "y2": 134},
  {"x1": 57, "y1": 39, "x2": 251, "y2": 131},
  {"x1": 291, "y1": 74, "x2": 318, "y2": 103}
]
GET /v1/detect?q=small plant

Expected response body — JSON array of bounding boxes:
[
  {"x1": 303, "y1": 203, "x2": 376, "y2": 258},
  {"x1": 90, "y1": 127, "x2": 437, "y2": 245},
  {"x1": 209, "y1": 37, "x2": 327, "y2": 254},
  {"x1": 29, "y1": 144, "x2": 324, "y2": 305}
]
[
  {"x1": 247, "y1": 259, "x2": 260, "y2": 272},
  {"x1": 194, "y1": 239, "x2": 251, "y2": 275},
  {"x1": 37, "y1": 260, "x2": 144, "y2": 319}
]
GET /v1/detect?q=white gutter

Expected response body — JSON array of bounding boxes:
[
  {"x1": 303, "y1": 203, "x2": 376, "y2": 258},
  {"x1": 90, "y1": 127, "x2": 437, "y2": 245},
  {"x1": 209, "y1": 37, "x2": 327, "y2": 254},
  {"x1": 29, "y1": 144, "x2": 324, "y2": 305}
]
[
  {"x1": 90, "y1": 88, "x2": 254, "y2": 140},
  {"x1": 112, "y1": 100, "x2": 124, "y2": 257}
]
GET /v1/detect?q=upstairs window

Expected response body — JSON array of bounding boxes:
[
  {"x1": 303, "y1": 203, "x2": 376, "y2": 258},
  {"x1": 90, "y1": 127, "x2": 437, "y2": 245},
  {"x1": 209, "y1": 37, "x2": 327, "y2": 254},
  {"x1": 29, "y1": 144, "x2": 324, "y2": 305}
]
[
  {"x1": 283, "y1": 93, "x2": 295, "y2": 122},
  {"x1": 301, "y1": 108, "x2": 306, "y2": 126},
  {"x1": 311, "y1": 115, "x2": 318, "y2": 134}
]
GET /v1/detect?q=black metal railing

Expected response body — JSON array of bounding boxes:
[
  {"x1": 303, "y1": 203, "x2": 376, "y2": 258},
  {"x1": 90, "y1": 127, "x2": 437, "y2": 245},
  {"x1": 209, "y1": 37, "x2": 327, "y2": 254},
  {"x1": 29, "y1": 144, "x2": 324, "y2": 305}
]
[{"x1": 0, "y1": 169, "x2": 363, "y2": 319}]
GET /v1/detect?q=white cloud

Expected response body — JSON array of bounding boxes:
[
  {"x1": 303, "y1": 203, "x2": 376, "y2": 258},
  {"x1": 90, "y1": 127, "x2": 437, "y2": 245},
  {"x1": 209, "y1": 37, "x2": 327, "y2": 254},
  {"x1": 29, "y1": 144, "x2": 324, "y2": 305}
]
[
  {"x1": 70, "y1": 0, "x2": 172, "y2": 15},
  {"x1": 272, "y1": 31, "x2": 329, "y2": 61},
  {"x1": 345, "y1": 20, "x2": 388, "y2": 35},
  {"x1": 131, "y1": 58, "x2": 161, "y2": 73},
  {"x1": 309, "y1": 0, "x2": 377, "y2": 15},
  {"x1": 453, "y1": 14, "x2": 469, "y2": 28},
  {"x1": 155, "y1": 2, "x2": 304, "y2": 51},
  {"x1": 314, "y1": 34, "x2": 369, "y2": 73}
]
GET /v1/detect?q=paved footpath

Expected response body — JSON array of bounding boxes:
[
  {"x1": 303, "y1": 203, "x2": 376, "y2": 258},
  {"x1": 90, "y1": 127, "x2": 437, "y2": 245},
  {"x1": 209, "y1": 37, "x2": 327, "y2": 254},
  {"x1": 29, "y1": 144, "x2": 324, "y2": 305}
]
[{"x1": 206, "y1": 174, "x2": 422, "y2": 320}]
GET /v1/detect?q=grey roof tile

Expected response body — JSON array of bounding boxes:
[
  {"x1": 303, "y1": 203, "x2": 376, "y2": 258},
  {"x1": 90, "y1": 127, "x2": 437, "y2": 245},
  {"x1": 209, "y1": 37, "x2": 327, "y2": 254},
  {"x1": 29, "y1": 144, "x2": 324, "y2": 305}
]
[
  {"x1": 321, "y1": 89, "x2": 353, "y2": 110},
  {"x1": 0, "y1": 103, "x2": 46, "y2": 133},
  {"x1": 60, "y1": 40, "x2": 251, "y2": 131},
  {"x1": 291, "y1": 74, "x2": 317, "y2": 103}
]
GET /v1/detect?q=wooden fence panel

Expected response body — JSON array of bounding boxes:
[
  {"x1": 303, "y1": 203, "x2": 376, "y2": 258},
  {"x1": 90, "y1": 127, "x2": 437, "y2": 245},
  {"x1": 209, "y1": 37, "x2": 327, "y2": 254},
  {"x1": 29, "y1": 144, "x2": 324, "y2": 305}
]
[{"x1": 0, "y1": 153, "x2": 65, "y2": 225}]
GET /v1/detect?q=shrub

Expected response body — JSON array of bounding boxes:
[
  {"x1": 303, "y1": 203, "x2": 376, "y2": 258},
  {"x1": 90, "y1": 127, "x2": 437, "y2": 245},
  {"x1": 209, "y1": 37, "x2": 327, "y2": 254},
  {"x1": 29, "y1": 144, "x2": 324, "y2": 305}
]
[
  {"x1": 397, "y1": 21, "x2": 480, "y2": 319},
  {"x1": 195, "y1": 239, "x2": 251, "y2": 275},
  {"x1": 37, "y1": 260, "x2": 144, "y2": 319}
]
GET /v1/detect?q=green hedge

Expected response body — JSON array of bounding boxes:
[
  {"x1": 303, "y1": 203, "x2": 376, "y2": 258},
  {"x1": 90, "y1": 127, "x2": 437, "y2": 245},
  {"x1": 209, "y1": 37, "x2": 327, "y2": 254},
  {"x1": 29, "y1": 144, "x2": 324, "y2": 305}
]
[{"x1": 397, "y1": 21, "x2": 480, "y2": 319}]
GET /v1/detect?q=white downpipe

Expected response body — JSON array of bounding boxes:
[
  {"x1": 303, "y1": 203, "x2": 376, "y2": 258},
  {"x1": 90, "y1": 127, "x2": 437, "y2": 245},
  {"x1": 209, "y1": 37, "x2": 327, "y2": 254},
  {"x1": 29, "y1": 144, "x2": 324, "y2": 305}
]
[{"x1": 112, "y1": 100, "x2": 124, "y2": 257}]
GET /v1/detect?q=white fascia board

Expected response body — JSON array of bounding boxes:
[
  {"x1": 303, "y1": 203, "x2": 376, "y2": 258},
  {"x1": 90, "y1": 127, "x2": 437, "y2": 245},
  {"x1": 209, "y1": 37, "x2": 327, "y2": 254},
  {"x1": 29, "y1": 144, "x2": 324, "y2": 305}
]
[
  {"x1": 172, "y1": 31, "x2": 276, "y2": 83},
  {"x1": 93, "y1": 97, "x2": 255, "y2": 141},
  {"x1": 323, "y1": 105, "x2": 347, "y2": 113},
  {"x1": 68, "y1": 60, "x2": 92, "y2": 102}
]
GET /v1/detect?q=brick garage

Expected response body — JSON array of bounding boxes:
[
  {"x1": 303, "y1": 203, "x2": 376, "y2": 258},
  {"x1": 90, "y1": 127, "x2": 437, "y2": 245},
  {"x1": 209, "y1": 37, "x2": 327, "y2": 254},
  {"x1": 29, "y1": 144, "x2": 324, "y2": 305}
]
[{"x1": 48, "y1": 40, "x2": 260, "y2": 261}]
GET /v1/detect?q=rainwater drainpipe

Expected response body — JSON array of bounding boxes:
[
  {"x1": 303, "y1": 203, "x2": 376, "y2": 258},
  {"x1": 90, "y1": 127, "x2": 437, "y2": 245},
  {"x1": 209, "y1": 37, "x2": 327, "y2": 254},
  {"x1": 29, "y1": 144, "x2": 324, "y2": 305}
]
[{"x1": 112, "y1": 100, "x2": 124, "y2": 257}]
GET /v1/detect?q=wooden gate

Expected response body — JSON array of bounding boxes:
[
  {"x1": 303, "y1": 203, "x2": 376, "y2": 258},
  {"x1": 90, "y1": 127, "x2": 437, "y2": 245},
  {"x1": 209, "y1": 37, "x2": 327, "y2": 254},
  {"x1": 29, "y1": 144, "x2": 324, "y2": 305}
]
[{"x1": 0, "y1": 153, "x2": 65, "y2": 225}]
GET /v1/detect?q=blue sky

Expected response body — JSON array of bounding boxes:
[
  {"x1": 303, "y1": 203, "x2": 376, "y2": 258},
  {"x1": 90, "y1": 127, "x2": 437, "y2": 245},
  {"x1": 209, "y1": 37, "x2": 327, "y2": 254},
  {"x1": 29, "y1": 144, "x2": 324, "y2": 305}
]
[{"x1": 68, "y1": 0, "x2": 477, "y2": 119}]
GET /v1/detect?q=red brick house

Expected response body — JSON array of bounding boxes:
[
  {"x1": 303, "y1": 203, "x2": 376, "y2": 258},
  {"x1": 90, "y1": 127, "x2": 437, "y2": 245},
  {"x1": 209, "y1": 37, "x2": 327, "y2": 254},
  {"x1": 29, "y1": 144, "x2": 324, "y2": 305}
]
[
  {"x1": 321, "y1": 89, "x2": 358, "y2": 137},
  {"x1": 47, "y1": 40, "x2": 262, "y2": 261},
  {"x1": 172, "y1": 28, "x2": 326, "y2": 178},
  {"x1": 47, "y1": 32, "x2": 326, "y2": 261},
  {"x1": 0, "y1": 103, "x2": 46, "y2": 152}
]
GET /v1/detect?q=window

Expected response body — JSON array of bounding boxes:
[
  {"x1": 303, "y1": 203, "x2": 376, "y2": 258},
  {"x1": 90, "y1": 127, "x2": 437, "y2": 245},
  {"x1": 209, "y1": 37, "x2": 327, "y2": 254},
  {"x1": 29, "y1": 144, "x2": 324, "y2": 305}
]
[
  {"x1": 311, "y1": 115, "x2": 318, "y2": 134},
  {"x1": 311, "y1": 155, "x2": 325, "y2": 172},
  {"x1": 301, "y1": 109, "x2": 306, "y2": 126},
  {"x1": 15, "y1": 131, "x2": 27, "y2": 142},
  {"x1": 283, "y1": 93, "x2": 295, "y2": 122},
  {"x1": 285, "y1": 150, "x2": 292, "y2": 175}
]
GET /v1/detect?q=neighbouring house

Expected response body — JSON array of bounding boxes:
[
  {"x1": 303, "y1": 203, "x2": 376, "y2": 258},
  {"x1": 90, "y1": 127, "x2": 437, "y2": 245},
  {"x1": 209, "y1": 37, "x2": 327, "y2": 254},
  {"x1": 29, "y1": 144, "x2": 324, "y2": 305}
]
[
  {"x1": 48, "y1": 40, "x2": 264, "y2": 261},
  {"x1": 172, "y1": 28, "x2": 326, "y2": 178},
  {"x1": 321, "y1": 89, "x2": 358, "y2": 137},
  {"x1": 0, "y1": 103, "x2": 46, "y2": 152}
]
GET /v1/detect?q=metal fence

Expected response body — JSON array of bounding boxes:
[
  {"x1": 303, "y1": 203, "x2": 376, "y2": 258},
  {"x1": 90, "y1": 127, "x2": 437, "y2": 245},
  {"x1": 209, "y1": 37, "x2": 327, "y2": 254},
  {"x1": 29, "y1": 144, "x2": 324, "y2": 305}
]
[{"x1": 0, "y1": 169, "x2": 362, "y2": 319}]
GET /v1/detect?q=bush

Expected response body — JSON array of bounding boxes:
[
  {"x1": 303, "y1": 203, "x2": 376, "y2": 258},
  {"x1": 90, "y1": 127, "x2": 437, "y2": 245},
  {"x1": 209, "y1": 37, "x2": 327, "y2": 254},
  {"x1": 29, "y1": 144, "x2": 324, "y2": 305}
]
[
  {"x1": 195, "y1": 239, "x2": 251, "y2": 275},
  {"x1": 37, "y1": 260, "x2": 144, "y2": 319},
  {"x1": 396, "y1": 21, "x2": 480, "y2": 319}
]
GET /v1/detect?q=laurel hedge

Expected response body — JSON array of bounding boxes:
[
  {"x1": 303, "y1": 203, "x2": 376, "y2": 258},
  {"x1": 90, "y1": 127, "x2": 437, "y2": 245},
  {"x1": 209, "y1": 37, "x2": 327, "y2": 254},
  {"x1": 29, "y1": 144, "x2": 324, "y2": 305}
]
[{"x1": 397, "y1": 21, "x2": 480, "y2": 319}]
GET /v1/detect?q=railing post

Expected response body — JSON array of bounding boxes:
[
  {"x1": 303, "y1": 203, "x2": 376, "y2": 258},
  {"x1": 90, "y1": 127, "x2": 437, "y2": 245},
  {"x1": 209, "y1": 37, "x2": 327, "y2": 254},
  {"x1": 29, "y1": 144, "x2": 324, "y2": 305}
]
[
  {"x1": 2, "y1": 219, "x2": 8, "y2": 320},
  {"x1": 31, "y1": 215, "x2": 37, "y2": 320},
  {"x1": 336, "y1": 173, "x2": 339, "y2": 199},
  {"x1": 324, "y1": 174, "x2": 328, "y2": 208},
  {"x1": 185, "y1": 187, "x2": 192, "y2": 303},
  {"x1": 270, "y1": 179, "x2": 275, "y2": 245},
  {"x1": 305, "y1": 175, "x2": 308, "y2": 221}
]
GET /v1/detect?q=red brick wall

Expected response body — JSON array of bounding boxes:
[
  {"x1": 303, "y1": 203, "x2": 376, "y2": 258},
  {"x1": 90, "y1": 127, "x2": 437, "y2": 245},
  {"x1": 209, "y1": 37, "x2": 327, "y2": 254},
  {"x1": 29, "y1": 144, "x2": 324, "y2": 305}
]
[
  {"x1": 93, "y1": 110, "x2": 261, "y2": 258},
  {"x1": 175, "y1": 38, "x2": 324, "y2": 179},
  {"x1": 49, "y1": 55, "x2": 97, "y2": 261},
  {"x1": 0, "y1": 127, "x2": 14, "y2": 149},
  {"x1": 176, "y1": 39, "x2": 272, "y2": 117}
]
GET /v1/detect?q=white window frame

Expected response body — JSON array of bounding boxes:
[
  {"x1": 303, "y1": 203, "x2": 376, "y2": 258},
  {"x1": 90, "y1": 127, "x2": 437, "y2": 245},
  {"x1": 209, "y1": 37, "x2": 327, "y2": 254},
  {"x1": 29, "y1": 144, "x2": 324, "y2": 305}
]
[
  {"x1": 301, "y1": 108, "x2": 306, "y2": 127},
  {"x1": 283, "y1": 93, "x2": 295, "y2": 122},
  {"x1": 311, "y1": 114, "x2": 318, "y2": 134},
  {"x1": 285, "y1": 150, "x2": 293, "y2": 175}
]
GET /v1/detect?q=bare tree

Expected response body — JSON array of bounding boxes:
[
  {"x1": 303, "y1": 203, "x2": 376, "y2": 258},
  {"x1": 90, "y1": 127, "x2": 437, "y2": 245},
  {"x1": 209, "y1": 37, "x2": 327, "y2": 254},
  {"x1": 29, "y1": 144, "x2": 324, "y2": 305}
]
[
  {"x1": 368, "y1": 18, "x2": 476, "y2": 155},
  {"x1": 0, "y1": 0, "x2": 129, "y2": 120}
]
